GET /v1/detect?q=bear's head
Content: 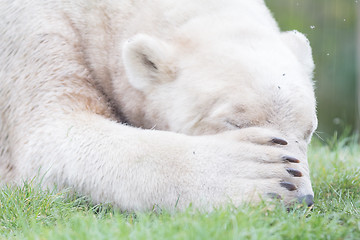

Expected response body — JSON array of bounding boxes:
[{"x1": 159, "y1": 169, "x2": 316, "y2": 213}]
[{"x1": 120, "y1": 30, "x2": 317, "y2": 143}]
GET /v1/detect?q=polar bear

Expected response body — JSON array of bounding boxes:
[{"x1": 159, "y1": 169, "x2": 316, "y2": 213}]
[{"x1": 0, "y1": 0, "x2": 317, "y2": 211}]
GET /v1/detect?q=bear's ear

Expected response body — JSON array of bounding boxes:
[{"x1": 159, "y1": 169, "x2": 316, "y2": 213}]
[
  {"x1": 281, "y1": 30, "x2": 315, "y2": 75},
  {"x1": 122, "y1": 34, "x2": 176, "y2": 91}
]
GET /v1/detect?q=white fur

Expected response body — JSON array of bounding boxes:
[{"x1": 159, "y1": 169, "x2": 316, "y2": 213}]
[{"x1": 0, "y1": 0, "x2": 317, "y2": 211}]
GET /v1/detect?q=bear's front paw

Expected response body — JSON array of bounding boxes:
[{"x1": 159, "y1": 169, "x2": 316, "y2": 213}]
[
  {"x1": 191, "y1": 132, "x2": 313, "y2": 208},
  {"x1": 246, "y1": 149, "x2": 313, "y2": 206}
]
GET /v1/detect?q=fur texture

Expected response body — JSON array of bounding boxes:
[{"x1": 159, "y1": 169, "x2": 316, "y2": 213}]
[{"x1": 0, "y1": 0, "x2": 317, "y2": 211}]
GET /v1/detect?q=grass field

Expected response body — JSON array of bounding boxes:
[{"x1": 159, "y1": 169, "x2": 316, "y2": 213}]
[{"x1": 0, "y1": 136, "x2": 359, "y2": 240}]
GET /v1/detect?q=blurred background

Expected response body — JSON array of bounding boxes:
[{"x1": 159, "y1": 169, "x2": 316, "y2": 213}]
[{"x1": 266, "y1": 0, "x2": 359, "y2": 139}]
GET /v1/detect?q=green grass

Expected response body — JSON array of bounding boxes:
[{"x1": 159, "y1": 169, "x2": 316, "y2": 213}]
[{"x1": 0, "y1": 136, "x2": 359, "y2": 240}]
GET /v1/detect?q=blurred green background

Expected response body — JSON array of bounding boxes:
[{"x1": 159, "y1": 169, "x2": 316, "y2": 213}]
[{"x1": 266, "y1": 0, "x2": 358, "y2": 139}]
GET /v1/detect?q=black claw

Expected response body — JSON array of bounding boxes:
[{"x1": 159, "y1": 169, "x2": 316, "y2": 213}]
[
  {"x1": 298, "y1": 194, "x2": 314, "y2": 207},
  {"x1": 286, "y1": 168, "x2": 303, "y2": 177},
  {"x1": 267, "y1": 192, "x2": 282, "y2": 200},
  {"x1": 280, "y1": 181, "x2": 297, "y2": 191},
  {"x1": 271, "y1": 138, "x2": 288, "y2": 145},
  {"x1": 282, "y1": 156, "x2": 300, "y2": 163}
]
